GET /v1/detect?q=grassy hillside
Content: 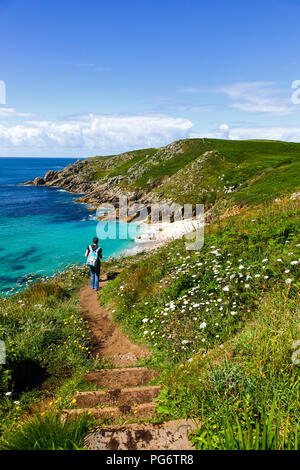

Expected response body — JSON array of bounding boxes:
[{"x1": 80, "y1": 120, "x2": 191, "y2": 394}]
[
  {"x1": 0, "y1": 257, "x2": 127, "y2": 449},
  {"x1": 1, "y1": 138, "x2": 300, "y2": 449},
  {"x1": 100, "y1": 197, "x2": 300, "y2": 364},
  {"x1": 0, "y1": 263, "x2": 111, "y2": 449},
  {"x1": 99, "y1": 196, "x2": 300, "y2": 449},
  {"x1": 84, "y1": 138, "x2": 300, "y2": 209},
  {"x1": 0, "y1": 198, "x2": 299, "y2": 450}
]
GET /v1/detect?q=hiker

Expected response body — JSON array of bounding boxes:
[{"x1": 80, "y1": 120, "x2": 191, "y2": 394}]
[{"x1": 85, "y1": 237, "x2": 102, "y2": 291}]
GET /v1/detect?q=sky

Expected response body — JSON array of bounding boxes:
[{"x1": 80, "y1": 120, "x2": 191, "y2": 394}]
[{"x1": 1, "y1": 0, "x2": 300, "y2": 157}]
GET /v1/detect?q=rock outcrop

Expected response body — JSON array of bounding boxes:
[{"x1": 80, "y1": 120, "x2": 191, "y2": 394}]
[
  {"x1": 31, "y1": 176, "x2": 45, "y2": 186},
  {"x1": 21, "y1": 157, "x2": 159, "y2": 223},
  {"x1": 19, "y1": 140, "x2": 229, "y2": 225}
]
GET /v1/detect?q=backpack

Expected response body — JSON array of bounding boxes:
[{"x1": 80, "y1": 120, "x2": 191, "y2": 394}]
[{"x1": 86, "y1": 245, "x2": 101, "y2": 267}]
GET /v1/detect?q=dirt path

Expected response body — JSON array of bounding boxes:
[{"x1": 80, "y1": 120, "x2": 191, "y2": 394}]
[
  {"x1": 62, "y1": 277, "x2": 198, "y2": 450},
  {"x1": 79, "y1": 278, "x2": 149, "y2": 367}
]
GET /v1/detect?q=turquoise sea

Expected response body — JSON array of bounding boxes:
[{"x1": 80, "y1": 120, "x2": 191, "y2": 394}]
[{"x1": 0, "y1": 158, "x2": 136, "y2": 296}]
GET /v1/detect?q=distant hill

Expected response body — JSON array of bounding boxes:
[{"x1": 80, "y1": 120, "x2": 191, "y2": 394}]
[{"x1": 23, "y1": 138, "x2": 300, "y2": 216}]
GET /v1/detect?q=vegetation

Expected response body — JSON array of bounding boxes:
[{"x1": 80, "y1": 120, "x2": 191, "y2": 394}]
[
  {"x1": 99, "y1": 197, "x2": 300, "y2": 449},
  {"x1": 100, "y1": 198, "x2": 300, "y2": 364},
  {"x1": 83, "y1": 138, "x2": 300, "y2": 209},
  {"x1": 0, "y1": 264, "x2": 96, "y2": 447},
  {"x1": 0, "y1": 411, "x2": 92, "y2": 450},
  {"x1": 0, "y1": 139, "x2": 300, "y2": 449}
]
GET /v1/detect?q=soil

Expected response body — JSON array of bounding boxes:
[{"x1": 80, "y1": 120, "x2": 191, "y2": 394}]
[
  {"x1": 63, "y1": 276, "x2": 199, "y2": 450},
  {"x1": 79, "y1": 278, "x2": 149, "y2": 366}
]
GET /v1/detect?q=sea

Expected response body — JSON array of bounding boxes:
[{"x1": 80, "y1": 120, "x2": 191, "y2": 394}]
[{"x1": 0, "y1": 157, "x2": 137, "y2": 296}]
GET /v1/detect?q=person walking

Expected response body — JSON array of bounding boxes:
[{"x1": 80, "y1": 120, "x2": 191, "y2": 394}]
[{"x1": 85, "y1": 237, "x2": 102, "y2": 291}]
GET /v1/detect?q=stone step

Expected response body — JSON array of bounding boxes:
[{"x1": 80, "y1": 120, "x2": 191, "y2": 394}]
[
  {"x1": 83, "y1": 419, "x2": 199, "y2": 450},
  {"x1": 73, "y1": 386, "x2": 161, "y2": 408},
  {"x1": 85, "y1": 367, "x2": 159, "y2": 389},
  {"x1": 62, "y1": 402, "x2": 157, "y2": 424}
]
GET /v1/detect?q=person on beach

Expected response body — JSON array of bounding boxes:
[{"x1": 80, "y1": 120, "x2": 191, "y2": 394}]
[{"x1": 85, "y1": 237, "x2": 102, "y2": 291}]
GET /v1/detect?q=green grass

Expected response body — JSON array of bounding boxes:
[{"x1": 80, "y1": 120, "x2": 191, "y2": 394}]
[
  {"x1": 0, "y1": 412, "x2": 93, "y2": 450},
  {"x1": 0, "y1": 257, "x2": 134, "y2": 447},
  {"x1": 1, "y1": 161, "x2": 299, "y2": 449},
  {"x1": 0, "y1": 265, "x2": 92, "y2": 393},
  {"x1": 108, "y1": 148, "x2": 157, "y2": 177},
  {"x1": 100, "y1": 197, "x2": 300, "y2": 364},
  {"x1": 77, "y1": 138, "x2": 300, "y2": 210},
  {"x1": 191, "y1": 395, "x2": 299, "y2": 450},
  {"x1": 0, "y1": 264, "x2": 97, "y2": 441},
  {"x1": 153, "y1": 139, "x2": 300, "y2": 206},
  {"x1": 98, "y1": 197, "x2": 300, "y2": 449},
  {"x1": 165, "y1": 287, "x2": 300, "y2": 450},
  {"x1": 233, "y1": 160, "x2": 300, "y2": 205},
  {"x1": 86, "y1": 147, "x2": 157, "y2": 181}
]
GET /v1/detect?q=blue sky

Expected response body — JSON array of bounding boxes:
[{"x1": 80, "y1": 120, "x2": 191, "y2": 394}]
[{"x1": 1, "y1": 0, "x2": 300, "y2": 156}]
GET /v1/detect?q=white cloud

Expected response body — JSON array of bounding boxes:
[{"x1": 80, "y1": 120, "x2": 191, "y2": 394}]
[
  {"x1": 0, "y1": 113, "x2": 193, "y2": 153},
  {"x1": 192, "y1": 123, "x2": 300, "y2": 142},
  {"x1": 228, "y1": 125, "x2": 300, "y2": 141},
  {"x1": 216, "y1": 81, "x2": 294, "y2": 115},
  {"x1": 0, "y1": 107, "x2": 35, "y2": 117},
  {"x1": 219, "y1": 123, "x2": 229, "y2": 131}
]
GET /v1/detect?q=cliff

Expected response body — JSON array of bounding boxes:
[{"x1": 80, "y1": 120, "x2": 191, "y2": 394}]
[{"x1": 21, "y1": 138, "x2": 300, "y2": 222}]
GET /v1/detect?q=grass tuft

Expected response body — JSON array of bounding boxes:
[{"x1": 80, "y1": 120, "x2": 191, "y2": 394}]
[{"x1": 0, "y1": 412, "x2": 93, "y2": 450}]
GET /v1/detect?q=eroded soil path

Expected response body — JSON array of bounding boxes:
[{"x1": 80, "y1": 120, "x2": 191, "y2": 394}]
[
  {"x1": 79, "y1": 277, "x2": 149, "y2": 367},
  {"x1": 63, "y1": 276, "x2": 198, "y2": 450}
]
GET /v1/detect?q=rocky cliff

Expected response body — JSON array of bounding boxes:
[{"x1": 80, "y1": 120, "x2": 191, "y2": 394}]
[{"x1": 21, "y1": 137, "x2": 300, "y2": 222}]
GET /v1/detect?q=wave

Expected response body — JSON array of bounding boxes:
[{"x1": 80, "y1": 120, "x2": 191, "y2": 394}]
[{"x1": 88, "y1": 214, "x2": 98, "y2": 221}]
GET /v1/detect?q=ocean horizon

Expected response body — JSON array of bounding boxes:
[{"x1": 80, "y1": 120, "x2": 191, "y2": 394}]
[{"x1": 0, "y1": 157, "x2": 136, "y2": 296}]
